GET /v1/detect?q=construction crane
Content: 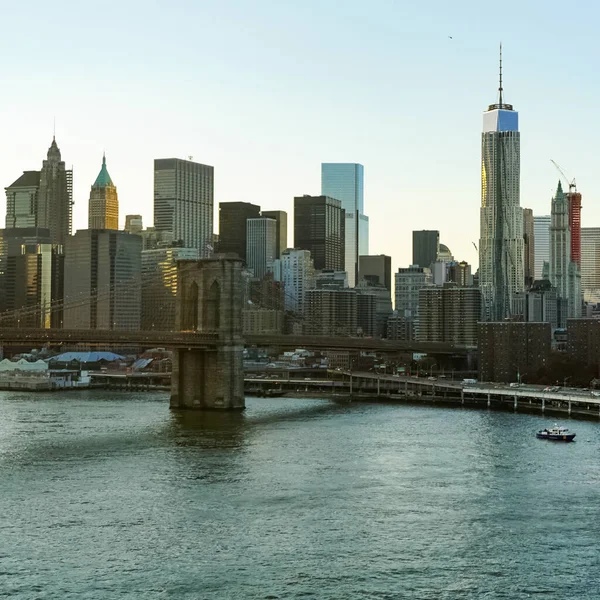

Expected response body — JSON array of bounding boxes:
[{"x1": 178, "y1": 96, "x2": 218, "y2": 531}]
[
  {"x1": 550, "y1": 159, "x2": 577, "y2": 193},
  {"x1": 472, "y1": 241, "x2": 478, "y2": 252}
]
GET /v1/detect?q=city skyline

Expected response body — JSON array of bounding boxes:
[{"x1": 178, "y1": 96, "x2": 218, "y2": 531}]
[{"x1": 3, "y1": 2, "x2": 600, "y2": 276}]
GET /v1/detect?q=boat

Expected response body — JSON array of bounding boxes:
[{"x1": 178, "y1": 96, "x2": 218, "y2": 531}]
[{"x1": 535, "y1": 424, "x2": 576, "y2": 442}]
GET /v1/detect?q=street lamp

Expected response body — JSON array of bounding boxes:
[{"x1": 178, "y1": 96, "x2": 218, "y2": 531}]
[{"x1": 429, "y1": 363, "x2": 437, "y2": 377}]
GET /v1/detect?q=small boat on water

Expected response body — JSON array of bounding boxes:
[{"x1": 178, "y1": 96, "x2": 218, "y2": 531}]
[{"x1": 536, "y1": 425, "x2": 576, "y2": 442}]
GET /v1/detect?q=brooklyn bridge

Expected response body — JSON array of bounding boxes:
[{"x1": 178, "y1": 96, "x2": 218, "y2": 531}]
[{"x1": 0, "y1": 258, "x2": 473, "y2": 410}]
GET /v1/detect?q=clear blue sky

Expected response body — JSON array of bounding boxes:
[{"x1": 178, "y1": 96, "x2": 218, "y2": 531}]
[{"x1": 1, "y1": 0, "x2": 599, "y2": 273}]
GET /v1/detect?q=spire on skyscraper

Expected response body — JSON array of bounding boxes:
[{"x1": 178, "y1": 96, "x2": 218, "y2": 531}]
[
  {"x1": 498, "y1": 43, "x2": 503, "y2": 106},
  {"x1": 93, "y1": 153, "x2": 114, "y2": 188}
]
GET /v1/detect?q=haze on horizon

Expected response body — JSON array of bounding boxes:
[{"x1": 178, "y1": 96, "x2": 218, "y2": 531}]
[{"x1": 1, "y1": 0, "x2": 599, "y2": 273}]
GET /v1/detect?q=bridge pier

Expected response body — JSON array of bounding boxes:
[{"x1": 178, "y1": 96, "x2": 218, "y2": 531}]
[{"x1": 170, "y1": 258, "x2": 245, "y2": 410}]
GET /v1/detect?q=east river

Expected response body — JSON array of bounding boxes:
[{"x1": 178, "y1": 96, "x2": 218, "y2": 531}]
[{"x1": 1, "y1": 391, "x2": 600, "y2": 599}]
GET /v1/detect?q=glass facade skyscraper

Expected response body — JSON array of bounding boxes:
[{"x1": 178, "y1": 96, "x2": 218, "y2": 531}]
[
  {"x1": 321, "y1": 163, "x2": 368, "y2": 287},
  {"x1": 479, "y1": 50, "x2": 524, "y2": 321},
  {"x1": 581, "y1": 228, "x2": 600, "y2": 304},
  {"x1": 534, "y1": 215, "x2": 551, "y2": 280}
]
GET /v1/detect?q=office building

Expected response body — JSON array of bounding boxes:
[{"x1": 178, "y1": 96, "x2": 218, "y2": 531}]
[
  {"x1": 549, "y1": 181, "x2": 582, "y2": 323},
  {"x1": 448, "y1": 261, "x2": 472, "y2": 287},
  {"x1": 246, "y1": 217, "x2": 276, "y2": 279},
  {"x1": 359, "y1": 254, "x2": 392, "y2": 292},
  {"x1": 294, "y1": 195, "x2": 344, "y2": 271},
  {"x1": 581, "y1": 228, "x2": 600, "y2": 303},
  {"x1": 88, "y1": 154, "x2": 118, "y2": 230},
  {"x1": 125, "y1": 214, "x2": 143, "y2": 234},
  {"x1": 141, "y1": 246, "x2": 199, "y2": 330},
  {"x1": 273, "y1": 249, "x2": 315, "y2": 313},
  {"x1": 4, "y1": 138, "x2": 73, "y2": 244},
  {"x1": 412, "y1": 231, "x2": 439, "y2": 269},
  {"x1": 534, "y1": 215, "x2": 551, "y2": 280},
  {"x1": 304, "y1": 289, "x2": 357, "y2": 337},
  {"x1": 316, "y1": 270, "x2": 348, "y2": 289},
  {"x1": 513, "y1": 279, "x2": 558, "y2": 330},
  {"x1": 248, "y1": 272, "x2": 285, "y2": 311},
  {"x1": 218, "y1": 202, "x2": 261, "y2": 260},
  {"x1": 262, "y1": 210, "x2": 287, "y2": 259},
  {"x1": 478, "y1": 322, "x2": 551, "y2": 383},
  {"x1": 64, "y1": 230, "x2": 141, "y2": 330},
  {"x1": 479, "y1": 49, "x2": 524, "y2": 321},
  {"x1": 356, "y1": 279, "x2": 393, "y2": 338},
  {"x1": 154, "y1": 158, "x2": 213, "y2": 254},
  {"x1": 0, "y1": 228, "x2": 63, "y2": 328},
  {"x1": 418, "y1": 285, "x2": 481, "y2": 346},
  {"x1": 523, "y1": 208, "x2": 534, "y2": 287},
  {"x1": 321, "y1": 163, "x2": 368, "y2": 286}
]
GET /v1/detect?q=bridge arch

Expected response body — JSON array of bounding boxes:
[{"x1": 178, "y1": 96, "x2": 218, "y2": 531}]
[
  {"x1": 182, "y1": 281, "x2": 199, "y2": 331},
  {"x1": 203, "y1": 279, "x2": 220, "y2": 331}
]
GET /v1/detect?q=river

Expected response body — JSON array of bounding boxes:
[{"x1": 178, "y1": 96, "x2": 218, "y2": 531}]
[{"x1": 1, "y1": 391, "x2": 599, "y2": 599}]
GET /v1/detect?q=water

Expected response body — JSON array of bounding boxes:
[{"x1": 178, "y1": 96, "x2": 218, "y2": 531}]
[{"x1": 1, "y1": 391, "x2": 599, "y2": 599}]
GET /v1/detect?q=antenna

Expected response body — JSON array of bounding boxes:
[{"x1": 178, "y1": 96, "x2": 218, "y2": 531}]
[
  {"x1": 53, "y1": 116, "x2": 56, "y2": 141},
  {"x1": 498, "y1": 43, "x2": 503, "y2": 105}
]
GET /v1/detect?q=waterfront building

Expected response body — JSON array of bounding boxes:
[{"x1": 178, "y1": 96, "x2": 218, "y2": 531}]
[
  {"x1": 412, "y1": 231, "x2": 439, "y2": 269},
  {"x1": 478, "y1": 322, "x2": 551, "y2": 383},
  {"x1": 304, "y1": 289, "x2": 357, "y2": 337},
  {"x1": 125, "y1": 214, "x2": 143, "y2": 234},
  {"x1": 478, "y1": 49, "x2": 524, "y2": 321},
  {"x1": 394, "y1": 265, "x2": 432, "y2": 339},
  {"x1": 513, "y1": 279, "x2": 558, "y2": 330},
  {"x1": 64, "y1": 229, "x2": 141, "y2": 330},
  {"x1": 321, "y1": 163, "x2": 368, "y2": 287},
  {"x1": 88, "y1": 154, "x2": 118, "y2": 230},
  {"x1": 4, "y1": 138, "x2": 73, "y2": 244},
  {"x1": 273, "y1": 248, "x2": 315, "y2": 314},
  {"x1": 533, "y1": 215, "x2": 551, "y2": 280},
  {"x1": 523, "y1": 208, "x2": 534, "y2": 287},
  {"x1": 293, "y1": 195, "x2": 345, "y2": 271},
  {"x1": 218, "y1": 202, "x2": 261, "y2": 260},
  {"x1": 141, "y1": 246, "x2": 199, "y2": 330},
  {"x1": 567, "y1": 318, "x2": 600, "y2": 368},
  {"x1": 549, "y1": 181, "x2": 582, "y2": 324},
  {"x1": 153, "y1": 158, "x2": 213, "y2": 255},
  {"x1": 262, "y1": 210, "x2": 287, "y2": 259},
  {"x1": 356, "y1": 292, "x2": 377, "y2": 337},
  {"x1": 418, "y1": 285, "x2": 481, "y2": 346},
  {"x1": 0, "y1": 227, "x2": 63, "y2": 328},
  {"x1": 246, "y1": 217, "x2": 277, "y2": 279},
  {"x1": 580, "y1": 228, "x2": 600, "y2": 304}
]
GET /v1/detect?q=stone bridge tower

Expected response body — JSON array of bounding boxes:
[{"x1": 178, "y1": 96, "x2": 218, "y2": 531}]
[{"x1": 170, "y1": 257, "x2": 245, "y2": 410}]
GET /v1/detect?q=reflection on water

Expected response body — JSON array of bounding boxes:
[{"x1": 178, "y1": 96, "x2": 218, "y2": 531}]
[{"x1": 1, "y1": 390, "x2": 600, "y2": 599}]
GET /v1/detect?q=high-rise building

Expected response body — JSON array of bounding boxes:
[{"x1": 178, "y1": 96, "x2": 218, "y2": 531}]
[
  {"x1": 549, "y1": 181, "x2": 582, "y2": 324},
  {"x1": 395, "y1": 265, "x2": 432, "y2": 339},
  {"x1": 447, "y1": 261, "x2": 473, "y2": 287},
  {"x1": 479, "y1": 48, "x2": 524, "y2": 321},
  {"x1": 412, "y1": 231, "x2": 439, "y2": 270},
  {"x1": 0, "y1": 228, "x2": 63, "y2": 328},
  {"x1": 88, "y1": 154, "x2": 118, "y2": 230},
  {"x1": 262, "y1": 210, "x2": 287, "y2": 259},
  {"x1": 141, "y1": 246, "x2": 199, "y2": 330},
  {"x1": 294, "y1": 195, "x2": 345, "y2": 271},
  {"x1": 154, "y1": 158, "x2": 213, "y2": 255},
  {"x1": 321, "y1": 163, "x2": 368, "y2": 287},
  {"x1": 305, "y1": 289, "x2": 357, "y2": 337},
  {"x1": 358, "y1": 254, "x2": 392, "y2": 292},
  {"x1": 4, "y1": 138, "x2": 73, "y2": 244},
  {"x1": 273, "y1": 249, "x2": 315, "y2": 313},
  {"x1": 568, "y1": 189, "x2": 582, "y2": 268},
  {"x1": 64, "y1": 230, "x2": 141, "y2": 330},
  {"x1": 534, "y1": 215, "x2": 551, "y2": 280},
  {"x1": 246, "y1": 217, "x2": 277, "y2": 279},
  {"x1": 218, "y1": 202, "x2": 261, "y2": 260},
  {"x1": 523, "y1": 208, "x2": 534, "y2": 287},
  {"x1": 567, "y1": 318, "x2": 600, "y2": 368},
  {"x1": 513, "y1": 279, "x2": 558, "y2": 330},
  {"x1": 478, "y1": 322, "x2": 551, "y2": 383},
  {"x1": 125, "y1": 215, "x2": 143, "y2": 234},
  {"x1": 581, "y1": 228, "x2": 600, "y2": 304},
  {"x1": 418, "y1": 285, "x2": 481, "y2": 346}
]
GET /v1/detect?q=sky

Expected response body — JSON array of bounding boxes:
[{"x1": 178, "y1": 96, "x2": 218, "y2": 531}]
[{"x1": 1, "y1": 0, "x2": 600, "y2": 274}]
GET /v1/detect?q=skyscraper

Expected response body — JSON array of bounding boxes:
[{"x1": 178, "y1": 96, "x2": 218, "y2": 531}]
[
  {"x1": 273, "y1": 249, "x2": 315, "y2": 314},
  {"x1": 358, "y1": 254, "x2": 392, "y2": 292},
  {"x1": 246, "y1": 217, "x2": 277, "y2": 279},
  {"x1": 321, "y1": 163, "x2": 368, "y2": 287},
  {"x1": 4, "y1": 138, "x2": 73, "y2": 243},
  {"x1": 218, "y1": 202, "x2": 261, "y2": 260},
  {"x1": 581, "y1": 228, "x2": 600, "y2": 304},
  {"x1": 568, "y1": 188, "x2": 582, "y2": 268},
  {"x1": 125, "y1": 214, "x2": 143, "y2": 234},
  {"x1": 294, "y1": 195, "x2": 345, "y2": 271},
  {"x1": 88, "y1": 154, "x2": 118, "y2": 230},
  {"x1": 479, "y1": 47, "x2": 524, "y2": 321},
  {"x1": 262, "y1": 210, "x2": 287, "y2": 259},
  {"x1": 154, "y1": 158, "x2": 214, "y2": 255},
  {"x1": 534, "y1": 215, "x2": 551, "y2": 280},
  {"x1": 523, "y1": 208, "x2": 534, "y2": 287},
  {"x1": 412, "y1": 231, "x2": 439, "y2": 270}
]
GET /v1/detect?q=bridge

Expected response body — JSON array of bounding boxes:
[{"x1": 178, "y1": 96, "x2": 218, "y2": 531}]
[{"x1": 0, "y1": 257, "x2": 472, "y2": 410}]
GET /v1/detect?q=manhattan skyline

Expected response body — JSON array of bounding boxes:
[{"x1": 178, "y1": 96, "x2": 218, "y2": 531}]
[{"x1": 2, "y1": 0, "x2": 600, "y2": 275}]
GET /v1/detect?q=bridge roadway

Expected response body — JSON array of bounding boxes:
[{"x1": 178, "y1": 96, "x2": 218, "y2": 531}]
[{"x1": 0, "y1": 328, "x2": 472, "y2": 355}]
